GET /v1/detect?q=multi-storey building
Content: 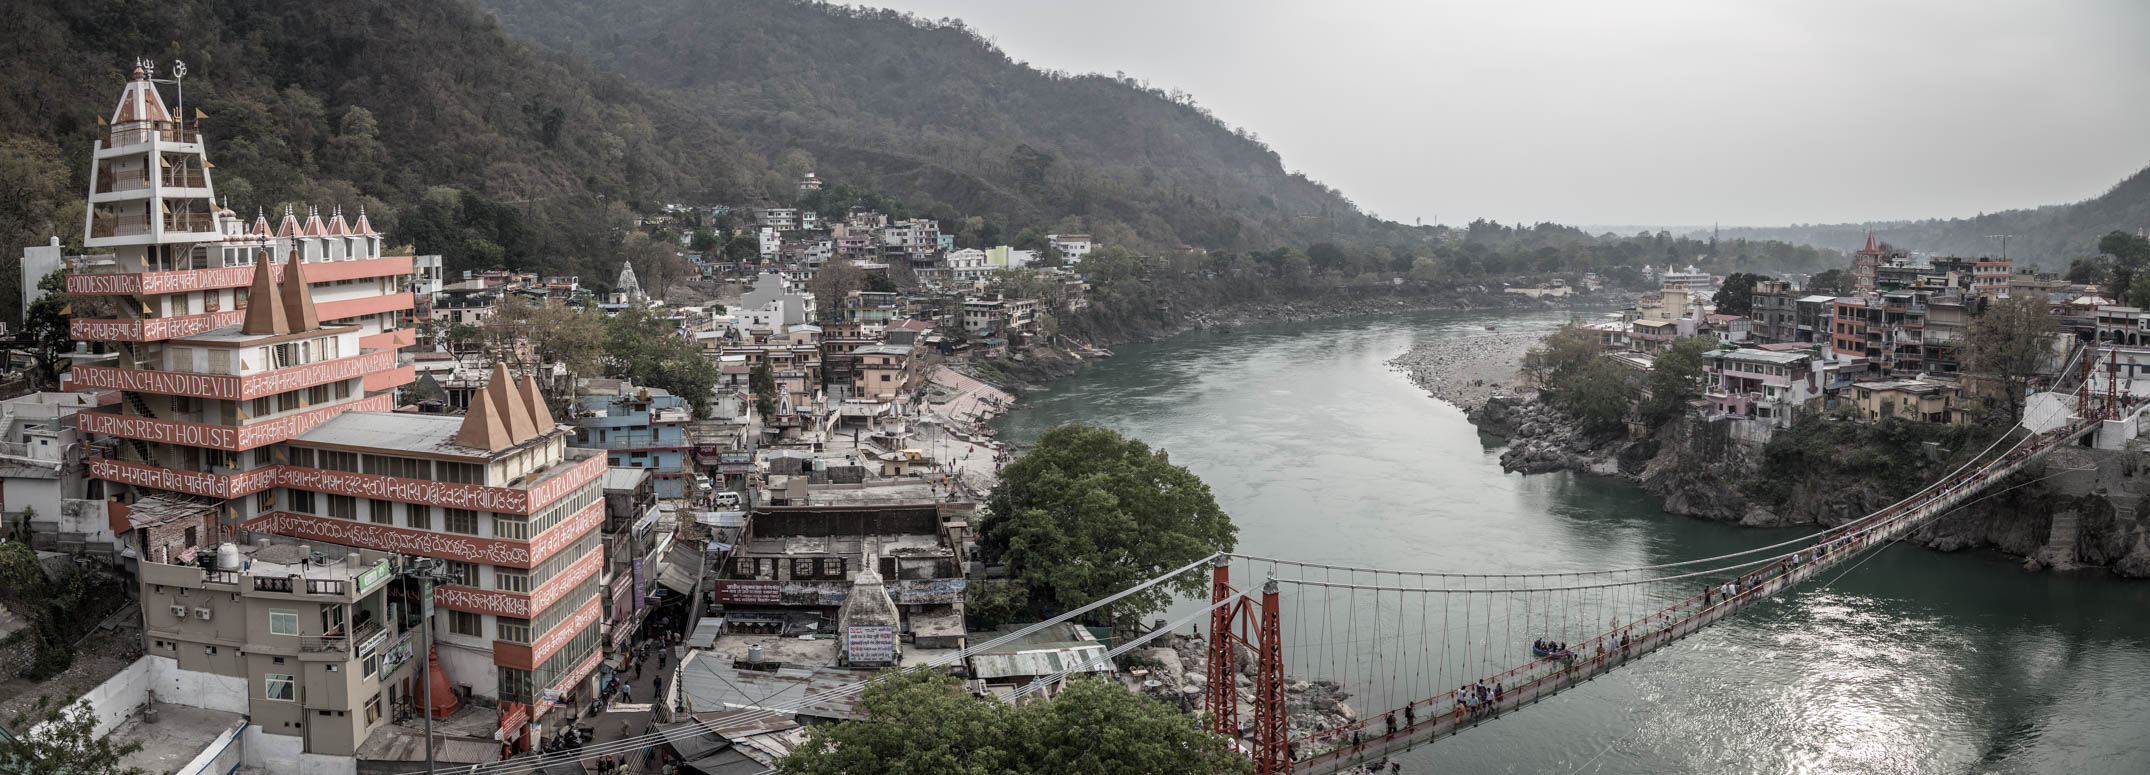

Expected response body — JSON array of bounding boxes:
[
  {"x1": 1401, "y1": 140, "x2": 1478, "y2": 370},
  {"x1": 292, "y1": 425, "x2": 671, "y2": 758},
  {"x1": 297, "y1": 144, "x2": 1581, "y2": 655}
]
[
  {"x1": 66, "y1": 67, "x2": 604, "y2": 764},
  {"x1": 1749, "y1": 280, "x2": 1801, "y2": 344},
  {"x1": 1702, "y1": 348, "x2": 1827, "y2": 427},
  {"x1": 571, "y1": 381, "x2": 693, "y2": 497},
  {"x1": 1973, "y1": 259, "x2": 2014, "y2": 297}
]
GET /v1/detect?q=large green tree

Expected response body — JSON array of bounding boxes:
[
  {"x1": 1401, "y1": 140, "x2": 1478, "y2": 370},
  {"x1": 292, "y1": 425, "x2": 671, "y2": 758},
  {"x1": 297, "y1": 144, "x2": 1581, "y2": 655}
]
[
  {"x1": 1641, "y1": 336, "x2": 1718, "y2": 424},
  {"x1": 0, "y1": 694, "x2": 145, "y2": 775},
  {"x1": 778, "y1": 671, "x2": 1246, "y2": 775},
  {"x1": 21, "y1": 270, "x2": 71, "y2": 392},
  {"x1": 1712, "y1": 272, "x2": 1770, "y2": 317},
  {"x1": 1962, "y1": 295, "x2": 2060, "y2": 425},
  {"x1": 749, "y1": 360, "x2": 778, "y2": 419},
  {"x1": 982, "y1": 424, "x2": 1235, "y2": 626},
  {"x1": 2100, "y1": 230, "x2": 2150, "y2": 300},
  {"x1": 602, "y1": 305, "x2": 719, "y2": 417}
]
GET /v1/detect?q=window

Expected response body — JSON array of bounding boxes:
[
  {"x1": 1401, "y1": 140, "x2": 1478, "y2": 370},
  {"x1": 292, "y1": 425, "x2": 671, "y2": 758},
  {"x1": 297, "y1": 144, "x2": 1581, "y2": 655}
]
[
  {"x1": 438, "y1": 463, "x2": 484, "y2": 484},
  {"x1": 444, "y1": 509, "x2": 479, "y2": 535},
  {"x1": 327, "y1": 494, "x2": 356, "y2": 520},
  {"x1": 498, "y1": 667, "x2": 533, "y2": 704},
  {"x1": 319, "y1": 450, "x2": 360, "y2": 472},
  {"x1": 366, "y1": 455, "x2": 428, "y2": 480},
  {"x1": 265, "y1": 674, "x2": 295, "y2": 701},
  {"x1": 269, "y1": 609, "x2": 298, "y2": 636},
  {"x1": 334, "y1": 381, "x2": 352, "y2": 400},
  {"x1": 448, "y1": 610, "x2": 483, "y2": 638},
  {"x1": 368, "y1": 499, "x2": 391, "y2": 524},
  {"x1": 249, "y1": 397, "x2": 273, "y2": 417},
  {"x1": 444, "y1": 561, "x2": 478, "y2": 587},
  {"x1": 407, "y1": 504, "x2": 432, "y2": 530},
  {"x1": 307, "y1": 385, "x2": 330, "y2": 405},
  {"x1": 322, "y1": 605, "x2": 345, "y2": 635},
  {"x1": 493, "y1": 516, "x2": 528, "y2": 541},
  {"x1": 286, "y1": 447, "x2": 315, "y2": 468},
  {"x1": 497, "y1": 617, "x2": 530, "y2": 643},
  {"x1": 364, "y1": 694, "x2": 381, "y2": 725},
  {"x1": 494, "y1": 568, "x2": 529, "y2": 594}
]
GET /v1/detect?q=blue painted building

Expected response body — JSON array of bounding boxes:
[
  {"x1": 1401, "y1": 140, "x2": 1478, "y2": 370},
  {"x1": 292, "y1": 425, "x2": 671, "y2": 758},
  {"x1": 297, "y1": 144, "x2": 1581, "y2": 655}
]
[{"x1": 571, "y1": 380, "x2": 694, "y2": 498}]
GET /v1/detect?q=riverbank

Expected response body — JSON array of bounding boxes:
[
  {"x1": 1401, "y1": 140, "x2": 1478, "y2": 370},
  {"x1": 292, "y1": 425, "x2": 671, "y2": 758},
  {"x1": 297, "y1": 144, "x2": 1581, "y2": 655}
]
[
  {"x1": 1384, "y1": 331, "x2": 1543, "y2": 411},
  {"x1": 1384, "y1": 328, "x2": 2150, "y2": 578}
]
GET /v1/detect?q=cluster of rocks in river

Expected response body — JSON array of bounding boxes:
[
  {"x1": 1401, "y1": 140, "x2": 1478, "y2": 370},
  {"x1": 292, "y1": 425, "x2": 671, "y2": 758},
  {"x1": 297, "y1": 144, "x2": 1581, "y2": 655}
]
[
  {"x1": 1386, "y1": 331, "x2": 1542, "y2": 410},
  {"x1": 1135, "y1": 634, "x2": 1358, "y2": 749},
  {"x1": 1470, "y1": 395, "x2": 1628, "y2": 475}
]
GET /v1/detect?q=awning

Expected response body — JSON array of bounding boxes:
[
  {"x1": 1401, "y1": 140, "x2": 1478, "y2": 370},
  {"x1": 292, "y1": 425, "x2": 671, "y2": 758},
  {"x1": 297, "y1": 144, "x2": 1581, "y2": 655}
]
[{"x1": 654, "y1": 543, "x2": 703, "y2": 595}]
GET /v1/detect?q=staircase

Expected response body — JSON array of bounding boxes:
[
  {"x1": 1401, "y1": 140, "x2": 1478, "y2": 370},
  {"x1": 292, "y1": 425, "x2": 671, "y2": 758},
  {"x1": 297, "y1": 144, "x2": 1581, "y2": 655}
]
[
  {"x1": 2040, "y1": 509, "x2": 2082, "y2": 570},
  {"x1": 120, "y1": 388, "x2": 157, "y2": 462}
]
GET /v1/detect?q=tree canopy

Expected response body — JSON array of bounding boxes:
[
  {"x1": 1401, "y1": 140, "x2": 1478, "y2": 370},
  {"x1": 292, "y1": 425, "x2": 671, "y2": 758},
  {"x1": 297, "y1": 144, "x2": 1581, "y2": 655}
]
[
  {"x1": 982, "y1": 424, "x2": 1236, "y2": 626},
  {"x1": 777, "y1": 670, "x2": 1247, "y2": 775},
  {"x1": 602, "y1": 305, "x2": 719, "y2": 417},
  {"x1": 1962, "y1": 295, "x2": 2059, "y2": 425},
  {"x1": 1641, "y1": 336, "x2": 1719, "y2": 424},
  {"x1": 0, "y1": 694, "x2": 145, "y2": 775},
  {"x1": 1712, "y1": 272, "x2": 1771, "y2": 317}
]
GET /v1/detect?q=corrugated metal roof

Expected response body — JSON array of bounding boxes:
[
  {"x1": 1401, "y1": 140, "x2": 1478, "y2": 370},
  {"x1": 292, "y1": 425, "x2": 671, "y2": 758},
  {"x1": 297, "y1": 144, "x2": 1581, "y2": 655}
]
[
  {"x1": 677, "y1": 652, "x2": 864, "y2": 721},
  {"x1": 967, "y1": 642, "x2": 1111, "y2": 680}
]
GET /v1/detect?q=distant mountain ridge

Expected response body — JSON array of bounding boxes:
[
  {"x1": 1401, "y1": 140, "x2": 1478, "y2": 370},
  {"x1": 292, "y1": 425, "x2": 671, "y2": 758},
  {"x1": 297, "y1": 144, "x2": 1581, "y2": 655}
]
[
  {"x1": 1708, "y1": 165, "x2": 2150, "y2": 267},
  {"x1": 473, "y1": 0, "x2": 1398, "y2": 251}
]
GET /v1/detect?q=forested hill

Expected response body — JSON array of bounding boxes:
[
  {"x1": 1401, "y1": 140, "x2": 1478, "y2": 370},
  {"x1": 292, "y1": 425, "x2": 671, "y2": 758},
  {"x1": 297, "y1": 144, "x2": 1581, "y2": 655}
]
[
  {"x1": 0, "y1": 0, "x2": 752, "y2": 281},
  {"x1": 474, "y1": 0, "x2": 1390, "y2": 251},
  {"x1": 1710, "y1": 164, "x2": 2150, "y2": 266}
]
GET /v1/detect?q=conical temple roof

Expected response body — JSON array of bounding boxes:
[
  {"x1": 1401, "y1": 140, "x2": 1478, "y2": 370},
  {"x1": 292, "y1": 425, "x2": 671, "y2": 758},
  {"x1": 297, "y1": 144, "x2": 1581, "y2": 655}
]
[
  {"x1": 454, "y1": 364, "x2": 544, "y2": 452},
  {"x1": 241, "y1": 252, "x2": 290, "y2": 335},
  {"x1": 518, "y1": 372, "x2": 555, "y2": 431},
  {"x1": 278, "y1": 250, "x2": 321, "y2": 331}
]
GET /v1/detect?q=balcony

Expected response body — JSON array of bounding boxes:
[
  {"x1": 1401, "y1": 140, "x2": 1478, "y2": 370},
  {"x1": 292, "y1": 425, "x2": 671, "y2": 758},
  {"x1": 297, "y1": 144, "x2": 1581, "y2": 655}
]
[
  {"x1": 104, "y1": 121, "x2": 199, "y2": 148},
  {"x1": 95, "y1": 175, "x2": 152, "y2": 194},
  {"x1": 67, "y1": 255, "x2": 414, "y2": 296},
  {"x1": 162, "y1": 170, "x2": 206, "y2": 189}
]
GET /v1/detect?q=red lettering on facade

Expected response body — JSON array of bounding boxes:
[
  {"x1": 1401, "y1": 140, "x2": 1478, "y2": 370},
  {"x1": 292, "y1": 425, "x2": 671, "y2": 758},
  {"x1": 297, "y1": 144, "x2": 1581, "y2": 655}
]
[
  {"x1": 85, "y1": 451, "x2": 605, "y2": 516},
  {"x1": 78, "y1": 393, "x2": 391, "y2": 451}
]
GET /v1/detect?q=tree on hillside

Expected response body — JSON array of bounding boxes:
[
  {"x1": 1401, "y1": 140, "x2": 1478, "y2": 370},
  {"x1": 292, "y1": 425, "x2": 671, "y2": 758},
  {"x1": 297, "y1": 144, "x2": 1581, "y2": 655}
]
[
  {"x1": 1712, "y1": 273, "x2": 1770, "y2": 317},
  {"x1": 21, "y1": 271, "x2": 71, "y2": 392},
  {"x1": 1805, "y1": 269, "x2": 1856, "y2": 296},
  {"x1": 749, "y1": 360, "x2": 778, "y2": 420},
  {"x1": 481, "y1": 299, "x2": 607, "y2": 414},
  {"x1": 810, "y1": 260, "x2": 867, "y2": 323},
  {"x1": 1563, "y1": 357, "x2": 1635, "y2": 432},
  {"x1": 2100, "y1": 230, "x2": 2150, "y2": 299},
  {"x1": 982, "y1": 425, "x2": 1236, "y2": 627},
  {"x1": 2066, "y1": 257, "x2": 2109, "y2": 285},
  {"x1": 1520, "y1": 323, "x2": 1602, "y2": 394},
  {"x1": 1962, "y1": 295, "x2": 2059, "y2": 425},
  {"x1": 603, "y1": 305, "x2": 719, "y2": 417},
  {"x1": 777, "y1": 671, "x2": 1246, "y2": 775},
  {"x1": 0, "y1": 694, "x2": 145, "y2": 775},
  {"x1": 1641, "y1": 336, "x2": 1719, "y2": 424}
]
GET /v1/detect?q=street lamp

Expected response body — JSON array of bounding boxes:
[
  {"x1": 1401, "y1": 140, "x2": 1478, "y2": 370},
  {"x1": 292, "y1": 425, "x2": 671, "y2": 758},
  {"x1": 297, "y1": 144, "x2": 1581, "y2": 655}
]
[{"x1": 401, "y1": 556, "x2": 462, "y2": 775}]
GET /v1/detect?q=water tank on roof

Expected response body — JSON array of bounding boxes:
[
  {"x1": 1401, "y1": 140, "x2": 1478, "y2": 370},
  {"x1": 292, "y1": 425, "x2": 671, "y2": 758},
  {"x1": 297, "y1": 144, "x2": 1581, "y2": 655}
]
[{"x1": 216, "y1": 543, "x2": 242, "y2": 571}]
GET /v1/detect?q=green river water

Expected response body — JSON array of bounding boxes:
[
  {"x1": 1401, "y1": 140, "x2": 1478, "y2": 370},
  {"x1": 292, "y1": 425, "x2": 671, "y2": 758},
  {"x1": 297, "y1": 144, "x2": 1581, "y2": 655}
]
[{"x1": 994, "y1": 308, "x2": 2150, "y2": 775}]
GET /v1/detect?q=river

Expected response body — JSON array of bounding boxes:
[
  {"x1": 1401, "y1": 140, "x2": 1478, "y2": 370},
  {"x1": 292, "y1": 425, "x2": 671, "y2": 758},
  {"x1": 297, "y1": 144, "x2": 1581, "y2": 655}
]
[{"x1": 994, "y1": 308, "x2": 2150, "y2": 775}]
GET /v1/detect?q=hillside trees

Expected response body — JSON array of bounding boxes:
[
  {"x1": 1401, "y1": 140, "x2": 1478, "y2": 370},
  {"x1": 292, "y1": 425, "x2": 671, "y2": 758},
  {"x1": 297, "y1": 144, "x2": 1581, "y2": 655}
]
[{"x1": 1641, "y1": 337, "x2": 1719, "y2": 425}]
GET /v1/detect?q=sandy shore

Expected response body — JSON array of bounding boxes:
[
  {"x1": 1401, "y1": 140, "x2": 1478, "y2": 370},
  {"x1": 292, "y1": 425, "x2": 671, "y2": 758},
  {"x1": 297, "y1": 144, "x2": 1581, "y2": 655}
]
[{"x1": 1387, "y1": 331, "x2": 1542, "y2": 410}]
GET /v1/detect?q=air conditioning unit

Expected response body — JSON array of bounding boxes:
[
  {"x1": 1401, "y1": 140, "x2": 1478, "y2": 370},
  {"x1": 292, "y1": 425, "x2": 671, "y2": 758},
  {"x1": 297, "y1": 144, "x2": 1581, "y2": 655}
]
[
  {"x1": 195, "y1": 608, "x2": 213, "y2": 621},
  {"x1": 169, "y1": 605, "x2": 188, "y2": 618}
]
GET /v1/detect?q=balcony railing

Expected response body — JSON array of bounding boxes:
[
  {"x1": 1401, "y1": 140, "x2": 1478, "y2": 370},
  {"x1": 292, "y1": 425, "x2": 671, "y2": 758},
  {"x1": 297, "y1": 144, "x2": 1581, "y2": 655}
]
[
  {"x1": 163, "y1": 170, "x2": 206, "y2": 188},
  {"x1": 106, "y1": 121, "x2": 198, "y2": 147},
  {"x1": 95, "y1": 175, "x2": 151, "y2": 194},
  {"x1": 254, "y1": 576, "x2": 295, "y2": 593},
  {"x1": 164, "y1": 213, "x2": 215, "y2": 233}
]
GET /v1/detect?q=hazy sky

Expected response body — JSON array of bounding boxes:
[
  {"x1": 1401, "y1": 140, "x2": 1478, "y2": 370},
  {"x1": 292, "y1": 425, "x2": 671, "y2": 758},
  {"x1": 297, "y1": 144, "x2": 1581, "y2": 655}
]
[{"x1": 867, "y1": 0, "x2": 2150, "y2": 228}]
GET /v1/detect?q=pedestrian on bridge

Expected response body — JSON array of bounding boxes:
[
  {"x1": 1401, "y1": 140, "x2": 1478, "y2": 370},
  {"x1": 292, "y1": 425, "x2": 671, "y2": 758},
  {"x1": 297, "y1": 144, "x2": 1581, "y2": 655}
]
[
  {"x1": 1404, "y1": 703, "x2": 1415, "y2": 727},
  {"x1": 1385, "y1": 713, "x2": 1396, "y2": 736}
]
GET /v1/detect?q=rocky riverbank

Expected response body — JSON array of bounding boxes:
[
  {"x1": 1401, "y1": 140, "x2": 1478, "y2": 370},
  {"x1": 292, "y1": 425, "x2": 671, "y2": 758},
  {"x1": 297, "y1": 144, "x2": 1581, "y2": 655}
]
[
  {"x1": 1385, "y1": 331, "x2": 1543, "y2": 411},
  {"x1": 1136, "y1": 633, "x2": 1360, "y2": 756}
]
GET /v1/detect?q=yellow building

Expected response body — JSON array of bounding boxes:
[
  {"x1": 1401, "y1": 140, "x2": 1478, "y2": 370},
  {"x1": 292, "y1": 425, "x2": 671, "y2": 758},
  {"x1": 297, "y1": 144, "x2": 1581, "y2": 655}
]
[{"x1": 1850, "y1": 380, "x2": 1963, "y2": 424}]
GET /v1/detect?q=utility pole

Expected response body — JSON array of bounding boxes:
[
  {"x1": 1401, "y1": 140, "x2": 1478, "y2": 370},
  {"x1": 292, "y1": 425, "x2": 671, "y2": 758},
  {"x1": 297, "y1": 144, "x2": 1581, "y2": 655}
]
[
  {"x1": 402, "y1": 556, "x2": 462, "y2": 775},
  {"x1": 1986, "y1": 234, "x2": 2014, "y2": 260}
]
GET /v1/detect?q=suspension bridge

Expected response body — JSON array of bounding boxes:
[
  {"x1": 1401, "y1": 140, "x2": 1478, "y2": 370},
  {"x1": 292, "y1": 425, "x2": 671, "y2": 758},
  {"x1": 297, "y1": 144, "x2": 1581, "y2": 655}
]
[
  {"x1": 428, "y1": 346, "x2": 2130, "y2": 775},
  {"x1": 1202, "y1": 344, "x2": 2125, "y2": 775}
]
